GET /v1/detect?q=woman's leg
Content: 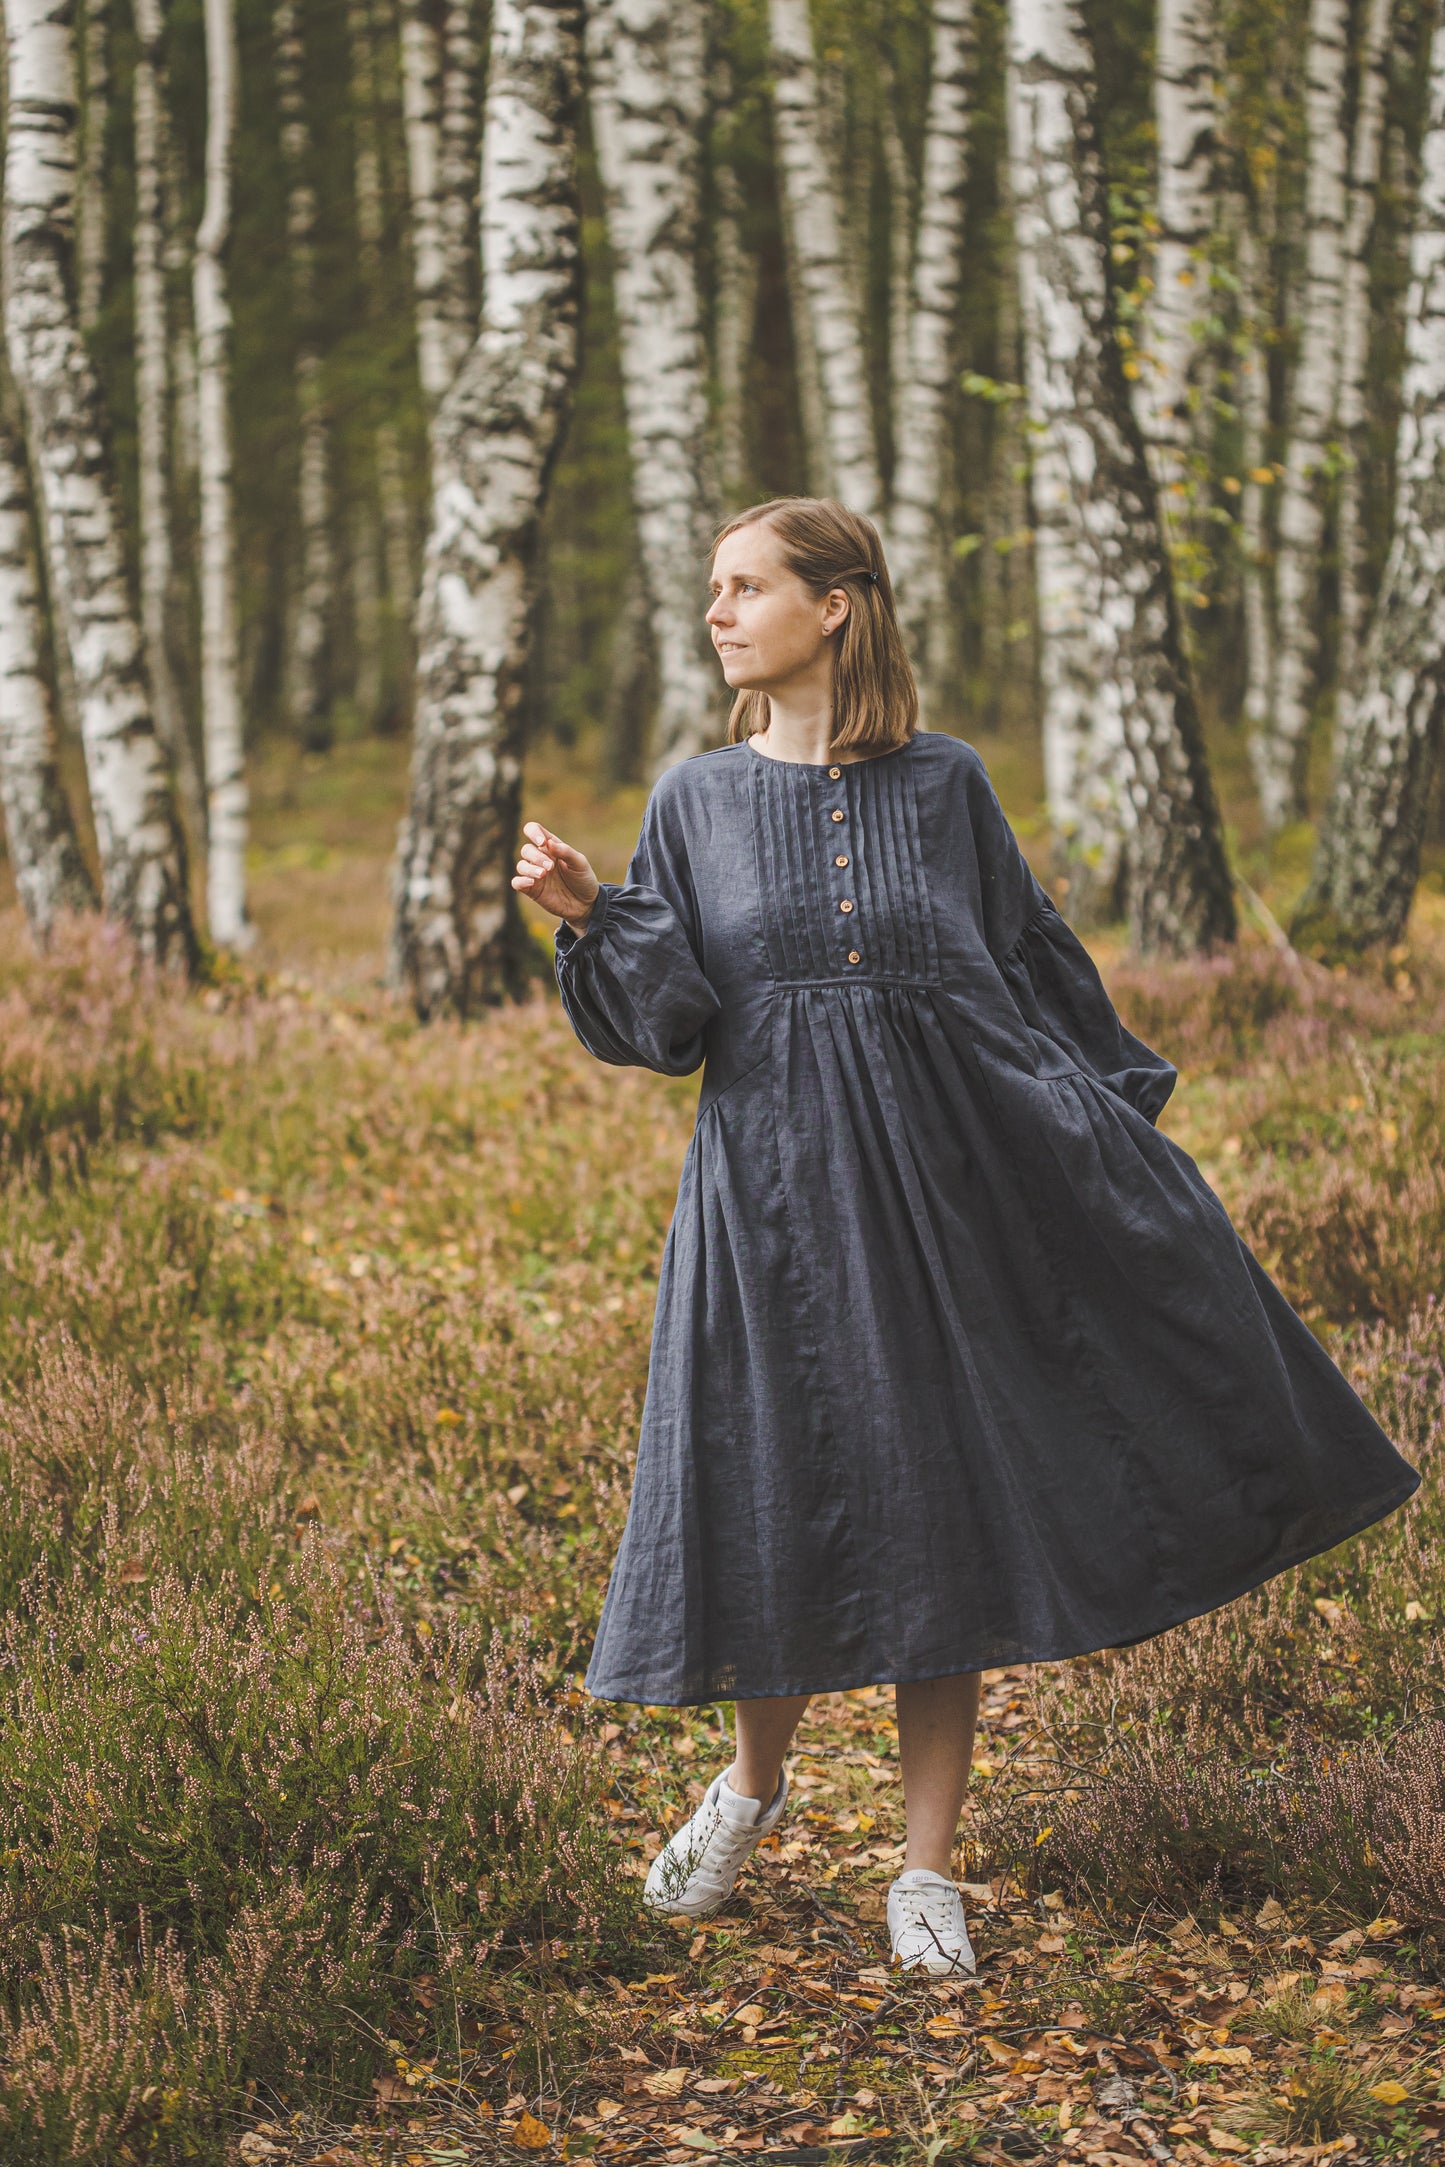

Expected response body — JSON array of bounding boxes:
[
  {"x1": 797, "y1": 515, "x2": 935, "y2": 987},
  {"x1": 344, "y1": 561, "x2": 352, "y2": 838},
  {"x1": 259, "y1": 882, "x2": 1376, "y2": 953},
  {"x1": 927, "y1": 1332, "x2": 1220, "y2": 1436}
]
[
  {"x1": 731, "y1": 1693, "x2": 811, "y2": 1805},
  {"x1": 896, "y1": 1672, "x2": 981, "y2": 1878}
]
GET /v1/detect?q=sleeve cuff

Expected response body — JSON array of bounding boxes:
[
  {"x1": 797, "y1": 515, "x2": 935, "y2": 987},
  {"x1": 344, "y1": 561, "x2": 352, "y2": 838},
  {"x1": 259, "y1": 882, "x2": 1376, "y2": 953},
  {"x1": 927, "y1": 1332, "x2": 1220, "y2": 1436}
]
[{"x1": 554, "y1": 882, "x2": 618, "y2": 959}]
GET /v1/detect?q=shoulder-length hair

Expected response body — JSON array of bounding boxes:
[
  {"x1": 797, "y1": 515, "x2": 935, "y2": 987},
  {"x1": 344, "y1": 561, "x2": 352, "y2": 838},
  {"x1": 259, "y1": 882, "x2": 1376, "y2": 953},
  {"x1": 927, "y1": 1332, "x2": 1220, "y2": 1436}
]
[{"x1": 713, "y1": 497, "x2": 919, "y2": 754}]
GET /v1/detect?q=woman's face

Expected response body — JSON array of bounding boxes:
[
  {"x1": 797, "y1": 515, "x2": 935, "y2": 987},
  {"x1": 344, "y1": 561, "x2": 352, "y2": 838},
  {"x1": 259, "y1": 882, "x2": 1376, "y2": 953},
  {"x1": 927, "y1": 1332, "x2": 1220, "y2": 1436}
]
[{"x1": 705, "y1": 523, "x2": 849, "y2": 695}]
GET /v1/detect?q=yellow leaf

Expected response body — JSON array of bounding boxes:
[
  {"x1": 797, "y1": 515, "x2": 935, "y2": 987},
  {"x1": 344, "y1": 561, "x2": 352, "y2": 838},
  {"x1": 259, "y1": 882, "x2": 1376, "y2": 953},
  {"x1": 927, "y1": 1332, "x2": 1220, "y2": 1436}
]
[
  {"x1": 511, "y1": 2111, "x2": 552, "y2": 2150},
  {"x1": 1369, "y1": 2081, "x2": 1409, "y2": 2107},
  {"x1": 435, "y1": 1407, "x2": 461, "y2": 1426},
  {"x1": 1366, "y1": 1916, "x2": 1402, "y2": 1940},
  {"x1": 1034, "y1": 1826, "x2": 1053, "y2": 1846},
  {"x1": 731, "y1": 2004, "x2": 766, "y2": 2027}
]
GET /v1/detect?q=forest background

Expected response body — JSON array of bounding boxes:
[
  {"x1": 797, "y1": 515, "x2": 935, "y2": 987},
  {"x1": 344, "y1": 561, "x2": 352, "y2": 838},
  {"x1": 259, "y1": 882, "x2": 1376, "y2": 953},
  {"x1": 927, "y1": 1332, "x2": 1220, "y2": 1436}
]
[{"x1": 1, "y1": 0, "x2": 1445, "y2": 2163}]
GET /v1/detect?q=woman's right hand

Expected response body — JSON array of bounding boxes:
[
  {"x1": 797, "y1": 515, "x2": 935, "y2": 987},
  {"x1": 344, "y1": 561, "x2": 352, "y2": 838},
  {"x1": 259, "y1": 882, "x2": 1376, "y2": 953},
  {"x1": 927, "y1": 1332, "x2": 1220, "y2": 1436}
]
[{"x1": 512, "y1": 821, "x2": 601, "y2": 933}]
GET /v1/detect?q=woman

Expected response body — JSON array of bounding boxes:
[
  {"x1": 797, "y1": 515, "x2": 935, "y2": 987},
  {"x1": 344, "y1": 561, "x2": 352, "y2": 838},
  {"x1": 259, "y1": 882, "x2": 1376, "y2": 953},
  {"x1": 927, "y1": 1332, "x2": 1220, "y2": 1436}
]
[{"x1": 512, "y1": 497, "x2": 1419, "y2": 1976}]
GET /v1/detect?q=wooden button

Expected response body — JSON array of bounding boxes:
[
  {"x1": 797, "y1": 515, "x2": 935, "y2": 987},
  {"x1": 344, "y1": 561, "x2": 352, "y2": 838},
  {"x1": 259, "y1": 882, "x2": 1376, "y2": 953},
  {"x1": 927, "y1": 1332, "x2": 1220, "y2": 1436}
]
[
  {"x1": 834, "y1": 854, "x2": 849, "y2": 867},
  {"x1": 839, "y1": 898, "x2": 854, "y2": 914},
  {"x1": 847, "y1": 950, "x2": 861, "y2": 964},
  {"x1": 828, "y1": 765, "x2": 842, "y2": 778},
  {"x1": 830, "y1": 809, "x2": 845, "y2": 823}
]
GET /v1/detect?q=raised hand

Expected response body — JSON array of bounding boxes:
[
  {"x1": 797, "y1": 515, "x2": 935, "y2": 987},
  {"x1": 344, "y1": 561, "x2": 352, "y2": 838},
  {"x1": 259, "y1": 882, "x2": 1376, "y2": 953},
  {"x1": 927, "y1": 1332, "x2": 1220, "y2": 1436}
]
[{"x1": 512, "y1": 821, "x2": 601, "y2": 933}]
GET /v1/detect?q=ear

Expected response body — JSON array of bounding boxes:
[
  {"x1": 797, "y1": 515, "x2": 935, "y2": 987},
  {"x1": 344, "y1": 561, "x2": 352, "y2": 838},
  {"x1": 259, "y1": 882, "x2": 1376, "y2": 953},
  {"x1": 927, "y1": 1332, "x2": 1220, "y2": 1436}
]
[{"x1": 821, "y1": 587, "x2": 850, "y2": 637}]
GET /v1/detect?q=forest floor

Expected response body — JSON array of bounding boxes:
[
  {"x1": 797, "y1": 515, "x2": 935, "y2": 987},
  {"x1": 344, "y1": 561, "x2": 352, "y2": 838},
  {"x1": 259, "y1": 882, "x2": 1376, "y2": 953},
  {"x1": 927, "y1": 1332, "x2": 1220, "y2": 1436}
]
[{"x1": 0, "y1": 733, "x2": 1442, "y2": 2167}]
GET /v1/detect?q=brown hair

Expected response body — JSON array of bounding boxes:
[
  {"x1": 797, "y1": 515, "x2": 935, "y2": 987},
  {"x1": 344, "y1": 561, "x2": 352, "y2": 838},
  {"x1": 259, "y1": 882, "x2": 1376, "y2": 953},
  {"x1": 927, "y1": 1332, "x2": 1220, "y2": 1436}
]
[{"x1": 713, "y1": 497, "x2": 919, "y2": 754}]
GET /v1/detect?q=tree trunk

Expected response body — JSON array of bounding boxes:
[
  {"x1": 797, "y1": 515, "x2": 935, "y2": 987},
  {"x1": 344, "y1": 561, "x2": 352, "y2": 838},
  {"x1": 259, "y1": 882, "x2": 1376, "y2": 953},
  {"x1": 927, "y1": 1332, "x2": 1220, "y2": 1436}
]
[
  {"x1": 1294, "y1": 13, "x2": 1445, "y2": 954},
  {"x1": 1235, "y1": 210, "x2": 1276, "y2": 749},
  {"x1": 390, "y1": 0, "x2": 582, "y2": 1017},
  {"x1": 887, "y1": 0, "x2": 976, "y2": 693},
  {"x1": 1252, "y1": 0, "x2": 1350, "y2": 831},
  {"x1": 2, "y1": 0, "x2": 194, "y2": 968},
  {"x1": 439, "y1": 0, "x2": 481, "y2": 363},
  {"x1": 1143, "y1": 0, "x2": 1218, "y2": 495},
  {"x1": 0, "y1": 402, "x2": 95, "y2": 936},
  {"x1": 132, "y1": 0, "x2": 203, "y2": 845},
  {"x1": 273, "y1": 0, "x2": 334, "y2": 744},
  {"x1": 400, "y1": 0, "x2": 472, "y2": 405},
  {"x1": 713, "y1": 154, "x2": 755, "y2": 506},
  {"x1": 1007, "y1": 0, "x2": 1235, "y2": 954},
  {"x1": 76, "y1": 0, "x2": 106, "y2": 330},
  {"x1": 192, "y1": 0, "x2": 250, "y2": 947},
  {"x1": 766, "y1": 0, "x2": 882, "y2": 516},
  {"x1": 587, "y1": 0, "x2": 719, "y2": 771},
  {"x1": 1335, "y1": 0, "x2": 1394, "y2": 696}
]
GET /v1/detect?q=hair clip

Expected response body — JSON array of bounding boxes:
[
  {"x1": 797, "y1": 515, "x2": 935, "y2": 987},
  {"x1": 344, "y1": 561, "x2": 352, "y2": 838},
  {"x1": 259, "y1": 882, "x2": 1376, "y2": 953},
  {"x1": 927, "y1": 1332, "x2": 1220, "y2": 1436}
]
[{"x1": 866, "y1": 570, "x2": 880, "y2": 586}]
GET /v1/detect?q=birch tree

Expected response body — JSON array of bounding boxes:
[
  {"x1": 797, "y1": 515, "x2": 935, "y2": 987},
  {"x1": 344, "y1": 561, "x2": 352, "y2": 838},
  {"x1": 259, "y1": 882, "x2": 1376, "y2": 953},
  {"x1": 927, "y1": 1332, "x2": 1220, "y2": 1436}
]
[
  {"x1": 1143, "y1": 0, "x2": 1219, "y2": 493},
  {"x1": 587, "y1": 0, "x2": 719, "y2": 770},
  {"x1": 887, "y1": 0, "x2": 976, "y2": 689},
  {"x1": 400, "y1": 0, "x2": 475, "y2": 407},
  {"x1": 132, "y1": 0, "x2": 202, "y2": 842},
  {"x1": 1007, "y1": 0, "x2": 1236, "y2": 954},
  {"x1": 2, "y1": 0, "x2": 193, "y2": 967},
  {"x1": 1235, "y1": 211, "x2": 1275, "y2": 755},
  {"x1": 0, "y1": 405, "x2": 95, "y2": 936},
  {"x1": 391, "y1": 0, "x2": 583, "y2": 1016},
  {"x1": 192, "y1": 0, "x2": 249, "y2": 947},
  {"x1": 76, "y1": 0, "x2": 106, "y2": 328},
  {"x1": 273, "y1": 0, "x2": 334, "y2": 743},
  {"x1": 1253, "y1": 0, "x2": 1351, "y2": 831},
  {"x1": 1335, "y1": 0, "x2": 1394, "y2": 695},
  {"x1": 766, "y1": 0, "x2": 882, "y2": 516},
  {"x1": 1294, "y1": 14, "x2": 1445, "y2": 954}
]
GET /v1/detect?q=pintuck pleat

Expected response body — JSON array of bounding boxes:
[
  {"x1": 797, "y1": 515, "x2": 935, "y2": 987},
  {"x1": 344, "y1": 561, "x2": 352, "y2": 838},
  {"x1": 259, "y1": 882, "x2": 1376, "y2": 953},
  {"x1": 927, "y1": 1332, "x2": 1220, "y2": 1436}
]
[{"x1": 553, "y1": 732, "x2": 1420, "y2": 1706}]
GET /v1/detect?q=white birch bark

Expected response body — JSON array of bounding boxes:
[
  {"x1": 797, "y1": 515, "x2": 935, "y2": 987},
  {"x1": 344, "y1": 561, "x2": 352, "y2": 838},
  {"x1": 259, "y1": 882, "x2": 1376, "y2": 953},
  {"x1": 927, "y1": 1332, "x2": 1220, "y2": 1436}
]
[
  {"x1": 1253, "y1": 0, "x2": 1351, "y2": 830},
  {"x1": 400, "y1": 0, "x2": 469, "y2": 404},
  {"x1": 192, "y1": 0, "x2": 250, "y2": 947},
  {"x1": 767, "y1": 0, "x2": 882, "y2": 516},
  {"x1": 0, "y1": 404, "x2": 95, "y2": 934},
  {"x1": 439, "y1": 0, "x2": 480, "y2": 358},
  {"x1": 1142, "y1": 0, "x2": 1218, "y2": 490},
  {"x1": 1335, "y1": 0, "x2": 1394, "y2": 694},
  {"x1": 391, "y1": 0, "x2": 582, "y2": 1016},
  {"x1": 1235, "y1": 215, "x2": 1275, "y2": 754},
  {"x1": 1298, "y1": 13, "x2": 1445, "y2": 952},
  {"x1": 1007, "y1": 0, "x2": 1235, "y2": 953},
  {"x1": 162, "y1": 128, "x2": 198, "y2": 482},
  {"x1": 76, "y1": 0, "x2": 106, "y2": 329},
  {"x1": 887, "y1": 0, "x2": 977, "y2": 687},
  {"x1": 273, "y1": 0, "x2": 334, "y2": 743},
  {"x1": 2, "y1": 0, "x2": 193, "y2": 966},
  {"x1": 132, "y1": 0, "x2": 202, "y2": 844},
  {"x1": 587, "y1": 0, "x2": 719, "y2": 770}
]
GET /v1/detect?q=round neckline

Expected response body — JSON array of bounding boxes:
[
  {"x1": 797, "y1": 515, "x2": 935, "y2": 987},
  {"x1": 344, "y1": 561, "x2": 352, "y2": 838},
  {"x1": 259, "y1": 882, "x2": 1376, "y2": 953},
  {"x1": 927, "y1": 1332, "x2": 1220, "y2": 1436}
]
[{"x1": 744, "y1": 732, "x2": 918, "y2": 771}]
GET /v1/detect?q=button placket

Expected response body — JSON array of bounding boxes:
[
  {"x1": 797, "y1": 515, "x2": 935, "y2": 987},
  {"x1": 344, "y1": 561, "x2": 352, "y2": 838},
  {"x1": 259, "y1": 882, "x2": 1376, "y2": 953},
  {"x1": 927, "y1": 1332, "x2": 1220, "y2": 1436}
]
[{"x1": 827, "y1": 771, "x2": 860, "y2": 965}]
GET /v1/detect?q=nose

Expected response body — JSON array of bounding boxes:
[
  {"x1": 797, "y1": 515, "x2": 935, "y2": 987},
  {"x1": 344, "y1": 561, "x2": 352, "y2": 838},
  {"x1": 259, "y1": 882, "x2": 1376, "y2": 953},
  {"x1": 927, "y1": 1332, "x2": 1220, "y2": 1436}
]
[{"x1": 705, "y1": 592, "x2": 731, "y2": 627}]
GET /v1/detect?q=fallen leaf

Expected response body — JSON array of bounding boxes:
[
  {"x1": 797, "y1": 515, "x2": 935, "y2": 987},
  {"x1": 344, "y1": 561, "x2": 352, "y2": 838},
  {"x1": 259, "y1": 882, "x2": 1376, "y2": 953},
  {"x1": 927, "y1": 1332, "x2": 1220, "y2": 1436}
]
[
  {"x1": 510, "y1": 2112, "x2": 552, "y2": 2150},
  {"x1": 1207, "y1": 2129, "x2": 1250, "y2": 2154},
  {"x1": 1255, "y1": 1897, "x2": 1288, "y2": 1927},
  {"x1": 643, "y1": 2067, "x2": 687, "y2": 2098},
  {"x1": 731, "y1": 2003, "x2": 766, "y2": 2027},
  {"x1": 594, "y1": 2100, "x2": 624, "y2": 2120},
  {"x1": 1365, "y1": 1915, "x2": 1402, "y2": 1941},
  {"x1": 980, "y1": 2035, "x2": 1015, "y2": 2064},
  {"x1": 237, "y1": 2141, "x2": 283, "y2": 2165},
  {"x1": 1038, "y1": 1932, "x2": 1067, "y2": 1955},
  {"x1": 1192, "y1": 2045, "x2": 1253, "y2": 2066},
  {"x1": 1369, "y1": 2080, "x2": 1409, "y2": 2107}
]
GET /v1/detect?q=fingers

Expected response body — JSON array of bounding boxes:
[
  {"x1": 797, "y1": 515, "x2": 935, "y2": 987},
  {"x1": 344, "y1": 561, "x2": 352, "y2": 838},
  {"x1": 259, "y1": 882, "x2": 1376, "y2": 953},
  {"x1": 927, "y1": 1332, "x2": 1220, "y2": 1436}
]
[{"x1": 524, "y1": 820, "x2": 584, "y2": 868}]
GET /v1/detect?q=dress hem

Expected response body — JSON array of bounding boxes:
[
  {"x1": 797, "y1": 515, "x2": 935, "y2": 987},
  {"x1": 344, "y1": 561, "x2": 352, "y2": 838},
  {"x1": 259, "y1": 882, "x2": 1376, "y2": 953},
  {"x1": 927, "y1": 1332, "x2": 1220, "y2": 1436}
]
[{"x1": 582, "y1": 1467, "x2": 1421, "y2": 1708}]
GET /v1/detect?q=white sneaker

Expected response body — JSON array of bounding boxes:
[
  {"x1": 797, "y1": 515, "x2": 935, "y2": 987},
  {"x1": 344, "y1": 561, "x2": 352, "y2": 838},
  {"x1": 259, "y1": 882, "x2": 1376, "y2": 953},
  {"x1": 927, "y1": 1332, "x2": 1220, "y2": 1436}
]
[
  {"x1": 642, "y1": 1765, "x2": 790, "y2": 1919},
  {"x1": 887, "y1": 1868, "x2": 977, "y2": 1975}
]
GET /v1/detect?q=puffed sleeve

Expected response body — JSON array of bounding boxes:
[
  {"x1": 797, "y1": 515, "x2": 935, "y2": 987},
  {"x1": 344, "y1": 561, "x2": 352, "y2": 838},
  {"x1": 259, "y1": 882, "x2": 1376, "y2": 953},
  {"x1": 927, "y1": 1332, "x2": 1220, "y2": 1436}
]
[
  {"x1": 964, "y1": 748, "x2": 1178, "y2": 1125},
  {"x1": 553, "y1": 783, "x2": 722, "y2": 1076}
]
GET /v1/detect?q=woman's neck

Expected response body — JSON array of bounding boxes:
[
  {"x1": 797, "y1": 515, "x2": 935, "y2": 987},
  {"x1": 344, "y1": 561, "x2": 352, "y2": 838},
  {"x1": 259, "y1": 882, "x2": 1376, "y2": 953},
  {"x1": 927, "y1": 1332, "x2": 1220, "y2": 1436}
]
[{"x1": 751, "y1": 683, "x2": 836, "y2": 764}]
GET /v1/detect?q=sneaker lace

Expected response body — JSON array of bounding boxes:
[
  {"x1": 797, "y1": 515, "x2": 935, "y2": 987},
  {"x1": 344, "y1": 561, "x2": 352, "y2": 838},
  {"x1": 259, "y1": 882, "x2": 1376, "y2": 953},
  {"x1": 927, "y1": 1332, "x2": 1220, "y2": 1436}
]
[{"x1": 893, "y1": 1886, "x2": 970, "y2": 1968}]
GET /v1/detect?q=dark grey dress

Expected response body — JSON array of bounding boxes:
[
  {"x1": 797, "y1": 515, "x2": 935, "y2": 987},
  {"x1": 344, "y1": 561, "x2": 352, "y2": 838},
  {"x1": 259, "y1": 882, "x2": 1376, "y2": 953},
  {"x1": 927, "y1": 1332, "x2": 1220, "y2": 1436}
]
[{"x1": 554, "y1": 731, "x2": 1419, "y2": 1706}]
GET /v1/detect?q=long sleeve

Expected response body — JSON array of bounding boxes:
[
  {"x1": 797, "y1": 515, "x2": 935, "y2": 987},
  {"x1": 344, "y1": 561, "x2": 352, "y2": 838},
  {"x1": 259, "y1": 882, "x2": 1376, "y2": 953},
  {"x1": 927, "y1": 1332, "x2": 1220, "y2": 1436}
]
[
  {"x1": 554, "y1": 784, "x2": 722, "y2": 1076},
  {"x1": 965, "y1": 749, "x2": 1178, "y2": 1125}
]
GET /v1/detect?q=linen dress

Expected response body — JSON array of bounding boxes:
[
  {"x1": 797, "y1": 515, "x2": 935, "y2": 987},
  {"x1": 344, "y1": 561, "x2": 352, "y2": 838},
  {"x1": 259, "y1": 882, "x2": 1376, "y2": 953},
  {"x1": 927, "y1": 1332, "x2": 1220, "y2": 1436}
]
[{"x1": 554, "y1": 730, "x2": 1419, "y2": 1707}]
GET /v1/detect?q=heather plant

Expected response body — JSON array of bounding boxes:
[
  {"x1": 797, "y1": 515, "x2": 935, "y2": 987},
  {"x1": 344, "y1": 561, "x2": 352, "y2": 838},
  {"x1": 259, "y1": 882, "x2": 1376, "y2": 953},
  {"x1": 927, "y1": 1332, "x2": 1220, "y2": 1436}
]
[{"x1": 0, "y1": 903, "x2": 1439, "y2": 2155}]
